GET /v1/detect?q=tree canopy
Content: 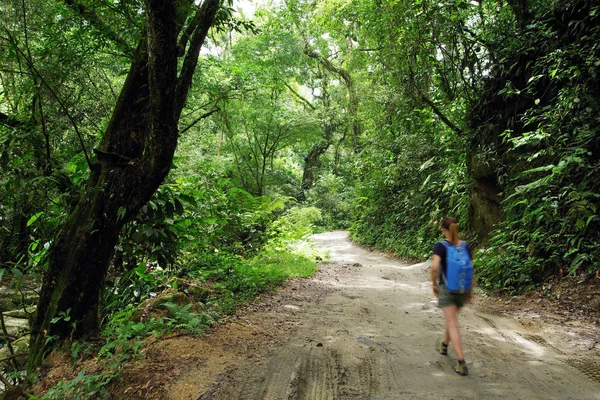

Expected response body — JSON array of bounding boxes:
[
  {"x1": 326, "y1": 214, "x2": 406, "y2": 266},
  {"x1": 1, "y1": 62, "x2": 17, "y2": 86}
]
[{"x1": 1, "y1": 0, "x2": 599, "y2": 393}]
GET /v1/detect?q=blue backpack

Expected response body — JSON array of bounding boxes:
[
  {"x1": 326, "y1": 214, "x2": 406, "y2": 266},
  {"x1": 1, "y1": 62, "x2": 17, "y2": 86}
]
[{"x1": 441, "y1": 241, "x2": 473, "y2": 293}]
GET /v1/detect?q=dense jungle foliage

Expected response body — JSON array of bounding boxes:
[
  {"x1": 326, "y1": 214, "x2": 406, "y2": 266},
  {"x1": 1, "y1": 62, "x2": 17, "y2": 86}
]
[{"x1": 0, "y1": 0, "x2": 598, "y2": 396}]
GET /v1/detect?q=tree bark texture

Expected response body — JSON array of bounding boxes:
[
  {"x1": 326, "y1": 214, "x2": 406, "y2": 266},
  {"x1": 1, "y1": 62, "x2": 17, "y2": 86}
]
[
  {"x1": 300, "y1": 139, "x2": 331, "y2": 200},
  {"x1": 299, "y1": 119, "x2": 335, "y2": 201},
  {"x1": 28, "y1": 0, "x2": 221, "y2": 368}
]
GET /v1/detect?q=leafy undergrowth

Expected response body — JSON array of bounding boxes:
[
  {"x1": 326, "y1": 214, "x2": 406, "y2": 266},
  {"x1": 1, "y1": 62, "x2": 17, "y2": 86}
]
[
  {"x1": 30, "y1": 248, "x2": 321, "y2": 400},
  {"x1": 28, "y1": 203, "x2": 326, "y2": 399},
  {"x1": 33, "y1": 272, "x2": 333, "y2": 400}
]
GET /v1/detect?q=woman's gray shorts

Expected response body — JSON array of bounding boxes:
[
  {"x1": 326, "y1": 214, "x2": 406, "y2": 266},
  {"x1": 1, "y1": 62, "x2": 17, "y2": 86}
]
[{"x1": 438, "y1": 285, "x2": 470, "y2": 308}]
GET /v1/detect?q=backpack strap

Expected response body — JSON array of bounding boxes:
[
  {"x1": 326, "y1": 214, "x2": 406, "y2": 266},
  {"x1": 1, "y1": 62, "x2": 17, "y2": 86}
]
[{"x1": 439, "y1": 240, "x2": 450, "y2": 285}]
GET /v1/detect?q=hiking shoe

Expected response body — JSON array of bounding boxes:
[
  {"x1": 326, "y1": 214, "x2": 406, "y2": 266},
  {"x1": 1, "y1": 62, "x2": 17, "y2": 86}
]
[
  {"x1": 454, "y1": 360, "x2": 468, "y2": 376},
  {"x1": 436, "y1": 338, "x2": 448, "y2": 355}
]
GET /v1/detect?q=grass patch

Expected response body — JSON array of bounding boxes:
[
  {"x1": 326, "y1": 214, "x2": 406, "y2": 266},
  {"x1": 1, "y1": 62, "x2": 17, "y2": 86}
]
[{"x1": 36, "y1": 248, "x2": 320, "y2": 399}]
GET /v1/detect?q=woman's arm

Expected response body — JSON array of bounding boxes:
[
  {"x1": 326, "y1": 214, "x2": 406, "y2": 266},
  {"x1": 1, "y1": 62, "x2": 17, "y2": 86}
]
[{"x1": 431, "y1": 254, "x2": 441, "y2": 297}]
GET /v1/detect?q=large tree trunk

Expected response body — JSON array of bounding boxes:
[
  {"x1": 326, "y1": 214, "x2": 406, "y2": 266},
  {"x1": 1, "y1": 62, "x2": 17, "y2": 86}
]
[
  {"x1": 28, "y1": 0, "x2": 221, "y2": 368},
  {"x1": 299, "y1": 123, "x2": 333, "y2": 201},
  {"x1": 298, "y1": 74, "x2": 335, "y2": 200},
  {"x1": 299, "y1": 141, "x2": 330, "y2": 200},
  {"x1": 506, "y1": 0, "x2": 531, "y2": 28}
]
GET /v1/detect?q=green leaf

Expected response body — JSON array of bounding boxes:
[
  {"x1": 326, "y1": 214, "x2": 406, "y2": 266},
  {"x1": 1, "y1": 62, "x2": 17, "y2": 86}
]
[
  {"x1": 134, "y1": 262, "x2": 155, "y2": 282},
  {"x1": 420, "y1": 174, "x2": 431, "y2": 189},
  {"x1": 27, "y1": 211, "x2": 44, "y2": 227},
  {"x1": 522, "y1": 164, "x2": 555, "y2": 175},
  {"x1": 165, "y1": 201, "x2": 175, "y2": 218},
  {"x1": 134, "y1": 262, "x2": 146, "y2": 274},
  {"x1": 117, "y1": 206, "x2": 127, "y2": 221},
  {"x1": 419, "y1": 156, "x2": 435, "y2": 171},
  {"x1": 514, "y1": 175, "x2": 552, "y2": 194},
  {"x1": 174, "y1": 198, "x2": 184, "y2": 215}
]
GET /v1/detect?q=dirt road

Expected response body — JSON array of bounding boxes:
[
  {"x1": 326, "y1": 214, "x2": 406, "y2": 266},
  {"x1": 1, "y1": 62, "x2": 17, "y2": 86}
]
[{"x1": 168, "y1": 231, "x2": 600, "y2": 399}]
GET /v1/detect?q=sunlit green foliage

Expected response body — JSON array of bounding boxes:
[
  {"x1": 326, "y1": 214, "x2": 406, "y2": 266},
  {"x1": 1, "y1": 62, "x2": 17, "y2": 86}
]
[
  {"x1": 0, "y1": 0, "x2": 129, "y2": 274},
  {"x1": 307, "y1": 173, "x2": 353, "y2": 230},
  {"x1": 2, "y1": 0, "x2": 600, "y2": 393},
  {"x1": 343, "y1": 0, "x2": 479, "y2": 258},
  {"x1": 473, "y1": 0, "x2": 600, "y2": 291}
]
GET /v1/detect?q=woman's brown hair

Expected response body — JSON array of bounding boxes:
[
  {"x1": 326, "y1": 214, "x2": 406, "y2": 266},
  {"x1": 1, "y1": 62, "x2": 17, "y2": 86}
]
[{"x1": 442, "y1": 216, "x2": 460, "y2": 246}]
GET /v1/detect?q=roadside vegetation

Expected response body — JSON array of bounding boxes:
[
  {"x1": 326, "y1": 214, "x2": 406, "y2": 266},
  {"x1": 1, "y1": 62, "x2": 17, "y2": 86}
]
[
  {"x1": 4, "y1": 162, "x2": 325, "y2": 398},
  {"x1": 1, "y1": 0, "x2": 599, "y2": 397}
]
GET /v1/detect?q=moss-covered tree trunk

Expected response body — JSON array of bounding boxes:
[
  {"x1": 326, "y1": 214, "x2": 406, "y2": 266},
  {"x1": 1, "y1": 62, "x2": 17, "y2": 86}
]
[
  {"x1": 298, "y1": 76, "x2": 336, "y2": 201},
  {"x1": 28, "y1": 0, "x2": 221, "y2": 368},
  {"x1": 300, "y1": 125, "x2": 333, "y2": 201}
]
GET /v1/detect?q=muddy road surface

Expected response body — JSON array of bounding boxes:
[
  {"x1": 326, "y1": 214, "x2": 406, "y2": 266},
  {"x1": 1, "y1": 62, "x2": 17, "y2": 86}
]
[{"x1": 191, "y1": 231, "x2": 600, "y2": 399}]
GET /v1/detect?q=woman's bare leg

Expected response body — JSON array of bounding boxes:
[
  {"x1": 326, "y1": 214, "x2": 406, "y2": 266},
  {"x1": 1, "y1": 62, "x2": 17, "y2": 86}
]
[
  {"x1": 443, "y1": 305, "x2": 464, "y2": 360},
  {"x1": 444, "y1": 321, "x2": 450, "y2": 345}
]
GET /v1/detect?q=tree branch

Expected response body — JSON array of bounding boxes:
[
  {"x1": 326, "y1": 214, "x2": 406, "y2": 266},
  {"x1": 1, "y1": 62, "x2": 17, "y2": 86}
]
[
  {"x1": 419, "y1": 94, "x2": 463, "y2": 135},
  {"x1": 0, "y1": 111, "x2": 25, "y2": 128},
  {"x1": 176, "y1": 0, "x2": 221, "y2": 115},
  {"x1": 0, "y1": 352, "x2": 28, "y2": 363},
  {"x1": 284, "y1": 83, "x2": 315, "y2": 110},
  {"x1": 180, "y1": 107, "x2": 220, "y2": 134},
  {"x1": 356, "y1": 47, "x2": 384, "y2": 52},
  {"x1": 0, "y1": 312, "x2": 20, "y2": 373},
  {"x1": 144, "y1": 0, "x2": 179, "y2": 165},
  {"x1": 63, "y1": 0, "x2": 134, "y2": 56},
  {"x1": 303, "y1": 45, "x2": 351, "y2": 87},
  {"x1": 0, "y1": 371, "x2": 13, "y2": 390},
  {"x1": 177, "y1": 2, "x2": 204, "y2": 56},
  {"x1": 0, "y1": 67, "x2": 34, "y2": 76},
  {"x1": 409, "y1": 67, "x2": 463, "y2": 135}
]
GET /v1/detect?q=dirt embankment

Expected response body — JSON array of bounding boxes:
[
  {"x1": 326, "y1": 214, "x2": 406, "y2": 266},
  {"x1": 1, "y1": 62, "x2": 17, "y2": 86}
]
[{"x1": 36, "y1": 231, "x2": 600, "y2": 399}]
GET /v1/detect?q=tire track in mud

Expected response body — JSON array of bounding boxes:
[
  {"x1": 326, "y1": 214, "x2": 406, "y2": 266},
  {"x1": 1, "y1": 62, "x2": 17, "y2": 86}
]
[
  {"x1": 238, "y1": 344, "x2": 334, "y2": 400},
  {"x1": 566, "y1": 358, "x2": 600, "y2": 384},
  {"x1": 469, "y1": 311, "x2": 600, "y2": 395},
  {"x1": 520, "y1": 333, "x2": 565, "y2": 354},
  {"x1": 334, "y1": 346, "x2": 405, "y2": 400},
  {"x1": 516, "y1": 317, "x2": 600, "y2": 385},
  {"x1": 520, "y1": 333, "x2": 600, "y2": 385},
  {"x1": 474, "y1": 313, "x2": 518, "y2": 344},
  {"x1": 223, "y1": 340, "x2": 404, "y2": 400},
  {"x1": 469, "y1": 313, "x2": 518, "y2": 362},
  {"x1": 286, "y1": 346, "x2": 337, "y2": 400}
]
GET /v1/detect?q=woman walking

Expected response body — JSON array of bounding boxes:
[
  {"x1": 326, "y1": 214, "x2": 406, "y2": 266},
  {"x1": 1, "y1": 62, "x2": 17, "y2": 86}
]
[{"x1": 431, "y1": 216, "x2": 473, "y2": 375}]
